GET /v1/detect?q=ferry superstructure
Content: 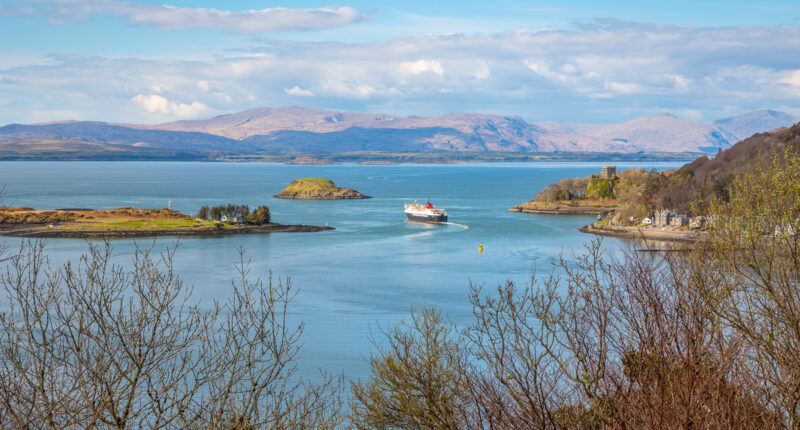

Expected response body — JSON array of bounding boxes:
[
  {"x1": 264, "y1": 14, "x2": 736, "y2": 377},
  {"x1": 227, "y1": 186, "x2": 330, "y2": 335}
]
[{"x1": 404, "y1": 201, "x2": 448, "y2": 223}]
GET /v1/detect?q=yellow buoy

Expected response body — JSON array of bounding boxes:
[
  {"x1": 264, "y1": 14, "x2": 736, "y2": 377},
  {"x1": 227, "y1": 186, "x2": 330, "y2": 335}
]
[{"x1": 478, "y1": 244, "x2": 484, "y2": 254}]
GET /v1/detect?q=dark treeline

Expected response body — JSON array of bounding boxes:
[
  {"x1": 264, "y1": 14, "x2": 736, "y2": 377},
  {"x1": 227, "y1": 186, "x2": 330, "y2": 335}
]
[
  {"x1": 196, "y1": 203, "x2": 271, "y2": 225},
  {"x1": 1, "y1": 150, "x2": 800, "y2": 428}
]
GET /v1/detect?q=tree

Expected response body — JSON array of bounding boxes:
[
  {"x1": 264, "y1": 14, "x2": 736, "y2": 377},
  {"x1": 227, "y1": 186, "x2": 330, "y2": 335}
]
[
  {"x1": 0, "y1": 242, "x2": 343, "y2": 429},
  {"x1": 349, "y1": 308, "x2": 474, "y2": 429},
  {"x1": 196, "y1": 205, "x2": 209, "y2": 220},
  {"x1": 693, "y1": 148, "x2": 800, "y2": 427},
  {"x1": 207, "y1": 204, "x2": 250, "y2": 222},
  {"x1": 0, "y1": 184, "x2": 7, "y2": 261},
  {"x1": 247, "y1": 205, "x2": 271, "y2": 225},
  {"x1": 209, "y1": 205, "x2": 223, "y2": 221}
]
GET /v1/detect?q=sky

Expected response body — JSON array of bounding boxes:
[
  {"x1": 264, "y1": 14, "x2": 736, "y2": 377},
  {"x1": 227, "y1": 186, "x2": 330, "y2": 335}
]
[{"x1": 0, "y1": 0, "x2": 799, "y2": 125}]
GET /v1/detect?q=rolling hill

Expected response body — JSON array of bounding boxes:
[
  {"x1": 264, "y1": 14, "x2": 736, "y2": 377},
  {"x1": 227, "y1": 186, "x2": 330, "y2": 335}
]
[
  {"x1": 650, "y1": 122, "x2": 800, "y2": 213},
  {"x1": 0, "y1": 107, "x2": 796, "y2": 155}
]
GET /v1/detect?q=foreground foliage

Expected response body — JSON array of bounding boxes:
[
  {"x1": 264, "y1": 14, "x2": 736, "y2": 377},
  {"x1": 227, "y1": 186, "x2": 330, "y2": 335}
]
[
  {"x1": 351, "y1": 149, "x2": 800, "y2": 429},
  {"x1": 2, "y1": 149, "x2": 800, "y2": 429},
  {"x1": 0, "y1": 243, "x2": 341, "y2": 429}
]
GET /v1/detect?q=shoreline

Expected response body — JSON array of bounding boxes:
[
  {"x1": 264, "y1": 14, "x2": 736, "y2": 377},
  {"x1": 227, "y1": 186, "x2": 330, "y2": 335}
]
[
  {"x1": 0, "y1": 223, "x2": 333, "y2": 239},
  {"x1": 579, "y1": 223, "x2": 700, "y2": 242},
  {"x1": 509, "y1": 205, "x2": 615, "y2": 215}
]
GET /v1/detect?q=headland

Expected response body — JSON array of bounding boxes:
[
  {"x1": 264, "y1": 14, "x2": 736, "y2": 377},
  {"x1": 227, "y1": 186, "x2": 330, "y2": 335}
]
[{"x1": 0, "y1": 207, "x2": 332, "y2": 239}]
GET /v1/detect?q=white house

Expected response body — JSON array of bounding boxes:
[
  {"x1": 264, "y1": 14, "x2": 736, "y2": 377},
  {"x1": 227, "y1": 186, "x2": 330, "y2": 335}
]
[{"x1": 220, "y1": 210, "x2": 246, "y2": 225}]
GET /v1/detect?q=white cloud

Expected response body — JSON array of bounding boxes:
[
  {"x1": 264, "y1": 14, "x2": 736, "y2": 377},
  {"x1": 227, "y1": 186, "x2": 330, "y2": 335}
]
[
  {"x1": 524, "y1": 60, "x2": 574, "y2": 84},
  {"x1": 3, "y1": 0, "x2": 372, "y2": 33},
  {"x1": 400, "y1": 59, "x2": 444, "y2": 76},
  {"x1": 780, "y1": 70, "x2": 800, "y2": 88},
  {"x1": 667, "y1": 74, "x2": 690, "y2": 91},
  {"x1": 132, "y1": 94, "x2": 211, "y2": 118},
  {"x1": 473, "y1": 61, "x2": 490, "y2": 80},
  {"x1": 605, "y1": 81, "x2": 645, "y2": 94},
  {"x1": 213, "y1": 92, "x2": 232, "y2": 103},
  {"x1": 560, "y1": 64, "x2": 577, "y2": 75},
  {"x1": 284, "y1": 86, "x2": 316, "y2": 97},
  {"x1": 1, "y1": 20, "x2": 800, "y2": 124},
  {"x1": 319, "y1": 81, "x2": 378, "y2": 99}
]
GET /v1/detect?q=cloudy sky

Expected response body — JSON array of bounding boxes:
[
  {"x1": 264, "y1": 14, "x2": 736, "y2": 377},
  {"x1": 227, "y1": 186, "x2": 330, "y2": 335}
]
[{"x1": 1, "y1": 0, "x2": 799, "y2": 125}]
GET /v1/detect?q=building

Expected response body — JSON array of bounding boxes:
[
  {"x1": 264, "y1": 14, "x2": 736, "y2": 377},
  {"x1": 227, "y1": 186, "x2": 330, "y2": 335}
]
[
  {"x1": 654, "y1": 210, "x2": 675, "y2": 226},
  {"x1": 670, "y1": 215, "x2": 689, "y2": 227},
  {"x1": 601, "y1": 166, "x2": 617, "y2": 179},
  {"x1": 220, "y1": 211, "x2": 246, "y2": 225},
  {"x1": 689, "y1": 216, "x2": 707, "y2": 229}
]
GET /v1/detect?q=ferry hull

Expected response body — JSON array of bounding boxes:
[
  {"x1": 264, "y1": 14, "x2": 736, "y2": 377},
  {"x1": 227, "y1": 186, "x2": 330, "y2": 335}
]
[{"x1": 405, "y1": 213, "x2": 448, "y2": 223}]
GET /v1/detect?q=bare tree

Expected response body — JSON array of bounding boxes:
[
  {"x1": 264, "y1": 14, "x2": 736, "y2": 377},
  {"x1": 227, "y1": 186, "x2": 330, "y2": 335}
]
[
  {"x1": 694, "y1": 148, "x2": 800, "y2": 427},
  {"x1": 0, "y1": 184, "x2": 8, "y2": 261},
  {"x1": 0, "y1": 240, "x2": 343, "y2": 429},
  {"x1": 466, "y1": 279, "x2": 568, "y2": 429}
]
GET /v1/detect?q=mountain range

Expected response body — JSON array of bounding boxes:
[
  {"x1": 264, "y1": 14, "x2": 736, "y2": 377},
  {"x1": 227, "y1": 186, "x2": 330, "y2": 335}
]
[{"x1": 0, "y1": 107, "x2": 796, "y2": 154}]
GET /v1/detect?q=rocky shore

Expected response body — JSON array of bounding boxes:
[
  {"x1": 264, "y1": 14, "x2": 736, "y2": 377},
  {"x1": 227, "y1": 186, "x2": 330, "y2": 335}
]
[
  {"x1": 509, "y1": 201, "x2": 615, "y2": 215},
  {"x1": 275, "y1": 177, "x2": 371, "y2": 200},
  {"x1": 0, "y1": 206, "x2": 333, "y2": 239},
  {"x1": 579, "y1": 223, "x2": 700, "y2": 242}
]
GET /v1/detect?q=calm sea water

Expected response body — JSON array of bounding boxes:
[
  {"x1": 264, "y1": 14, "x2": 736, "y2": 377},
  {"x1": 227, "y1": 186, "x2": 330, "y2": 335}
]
[{"x1": 0, "y1": 161, "x2": 682, "y2": 379}]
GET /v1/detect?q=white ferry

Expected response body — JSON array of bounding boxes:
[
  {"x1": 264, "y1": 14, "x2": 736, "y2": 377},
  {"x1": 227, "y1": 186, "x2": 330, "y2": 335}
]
[{"x1": 404, "y1": 200, "x2": 448, "y2": 223}]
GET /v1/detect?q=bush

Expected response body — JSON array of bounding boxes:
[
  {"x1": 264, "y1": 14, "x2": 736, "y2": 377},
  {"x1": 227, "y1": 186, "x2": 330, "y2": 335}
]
[{"x1": 247, "y1": 205, "x2": 271, "y2": 225}]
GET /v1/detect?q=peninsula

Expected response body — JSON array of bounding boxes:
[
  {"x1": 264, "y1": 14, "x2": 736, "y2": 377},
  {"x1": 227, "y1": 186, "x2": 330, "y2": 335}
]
[
  {"x1": 275, "y1": 178, "x2": 371, "y2": 200},
  {"x1": 510, "y1": 122, "x2": 800, "y2": 242},
  {"x1": 0, "y1": 206, "x2": 331, "y2": 238}
]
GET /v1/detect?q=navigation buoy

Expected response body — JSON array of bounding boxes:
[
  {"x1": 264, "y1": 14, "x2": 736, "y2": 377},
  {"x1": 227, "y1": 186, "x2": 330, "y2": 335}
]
[{"x1": 479, "y1": 244, "x2": 484, "y2": 254}]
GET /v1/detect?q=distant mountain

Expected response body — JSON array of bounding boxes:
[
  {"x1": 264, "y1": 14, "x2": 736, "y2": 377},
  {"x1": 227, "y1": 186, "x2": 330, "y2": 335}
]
[
  {"x1": 0, "y1": 139, "x2": 212, "y2": 161},
  {"x1": 535, "y1": 114, "x2": 738, "y2": 153},
  {"x1": 651, "y1": 122, "x2": 800, "y2": 213},
  {"x1": 148, "y1": 107, "x2": 612, "y2": 152},
  {"x1": 0, "y1": 121, "x2": 247, "y2": 152},
  {"x1": 147, "y1": 106, "x2": 799, "y2": 153},
  {"x1": 1, "y1": 107, "x2": 796, "y2": 154},
  {"x1": 713, "y1": 109, "x2": 798, "y2": 142}
]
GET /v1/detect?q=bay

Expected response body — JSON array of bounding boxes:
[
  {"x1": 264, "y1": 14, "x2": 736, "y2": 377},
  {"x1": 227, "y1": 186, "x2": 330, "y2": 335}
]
[{"x1": 0, "y1": 161, "x2": 682, "y2": 379}]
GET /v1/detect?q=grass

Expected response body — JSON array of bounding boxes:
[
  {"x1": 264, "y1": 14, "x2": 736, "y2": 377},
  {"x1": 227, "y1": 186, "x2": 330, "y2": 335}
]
[
  {"x1": 294, "y1": 177, "x2": 335, "y2": 186},
  {"x1": 2, "y1": 207, "x2": 254, "y2": 232},
  {"x1": 55, "y1": 218, "x2": 220, "y2": 231}
]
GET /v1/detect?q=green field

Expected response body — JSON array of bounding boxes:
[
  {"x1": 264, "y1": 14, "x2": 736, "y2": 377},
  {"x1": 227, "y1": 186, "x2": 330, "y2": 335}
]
[{"x1": 55, "y1": 218, "x2": 224, "y2": 231}]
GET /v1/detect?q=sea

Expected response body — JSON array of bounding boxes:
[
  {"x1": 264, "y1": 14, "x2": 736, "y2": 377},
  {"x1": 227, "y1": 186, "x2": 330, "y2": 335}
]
[{"x1": 0, "y1": 161, "x2": 683, "y2": 380}]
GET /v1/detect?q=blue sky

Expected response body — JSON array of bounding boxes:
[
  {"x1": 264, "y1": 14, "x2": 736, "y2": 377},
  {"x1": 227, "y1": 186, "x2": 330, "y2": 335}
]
[{"x1": 1, "y1": 0, "x2": 799, "y2": 124}]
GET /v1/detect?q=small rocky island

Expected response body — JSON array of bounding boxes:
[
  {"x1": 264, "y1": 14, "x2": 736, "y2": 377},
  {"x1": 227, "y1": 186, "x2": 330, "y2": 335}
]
[
  {"x1": 0, "y1": 206, "x2": 332, "y2": 238},
  {"x1": 275, "y1": 178, "x2": 371, "y2": 200}
]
